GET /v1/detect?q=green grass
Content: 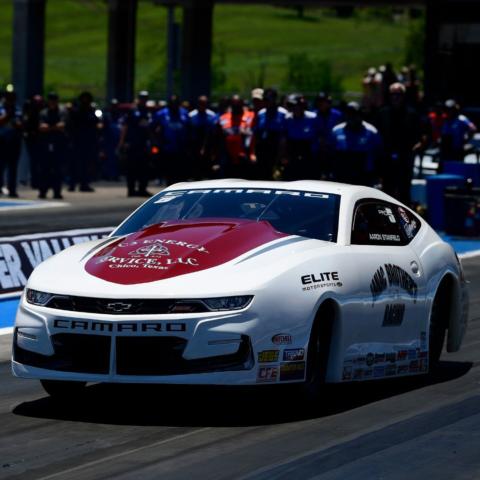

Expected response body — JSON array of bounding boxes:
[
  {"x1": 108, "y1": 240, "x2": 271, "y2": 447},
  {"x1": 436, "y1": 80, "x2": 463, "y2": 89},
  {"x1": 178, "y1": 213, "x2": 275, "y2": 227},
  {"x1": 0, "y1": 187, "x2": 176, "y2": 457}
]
[{"x1": 0, "y1": 0, "x2": 420, "y2": 101}]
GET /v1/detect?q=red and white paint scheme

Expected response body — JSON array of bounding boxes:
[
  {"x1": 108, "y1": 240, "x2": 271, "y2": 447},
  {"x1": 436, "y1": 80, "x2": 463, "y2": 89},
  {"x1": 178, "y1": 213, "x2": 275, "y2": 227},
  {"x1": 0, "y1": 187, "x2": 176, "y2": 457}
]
[{"x1": 12, "y1": 180, "x2": 469, "y2": 397}]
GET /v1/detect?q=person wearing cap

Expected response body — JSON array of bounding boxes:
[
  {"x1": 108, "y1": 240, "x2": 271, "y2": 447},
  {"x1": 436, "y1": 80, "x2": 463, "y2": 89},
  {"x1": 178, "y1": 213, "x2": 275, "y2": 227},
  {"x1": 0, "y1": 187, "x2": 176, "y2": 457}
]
[
  {"x1": 330, "y1": 101, "x2": 382, "y2": 186},
  {"x1": 215, "y1": 95, "x2": 255, "y2": 178},
  {"x1": 282, "y1": 94, "x2": 318, "y2": 180},
  {"x1": 251, "y1": 88, "x2": 265, "y2": 115},
  {"x1": 188, "y1": 95, "x2": 217, "y2": 180},
  {"x1": 67, "y1": 91, "x2": 103, "y2": 192},
  {"x1": 314, "y1": 92, "x2": 343, "y2": 178},
  {"x1": 440, "y1": 99, "x2": 477, "y2": 163},
  {"x1": 118, "y1": 91, "x2": 153, "y2": 196},
  {"x1": 254, "y1": 88, "x2": 288, "y2": 180},
  {"x1": 152, "y1": 94, "x2": 190, "y2": 185},
  {"x1": 376, "y1": 82, "x2": 427, "y2": 203},
  {"x1": 37, "y1": 92, "x2": 67, "y2": 199}
]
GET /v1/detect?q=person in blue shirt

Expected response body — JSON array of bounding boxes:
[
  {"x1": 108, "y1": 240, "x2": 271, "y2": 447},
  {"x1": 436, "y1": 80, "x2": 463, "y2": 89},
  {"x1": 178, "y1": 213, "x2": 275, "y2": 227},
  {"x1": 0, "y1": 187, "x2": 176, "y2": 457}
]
[
  {"x1": 254, "y1": 88, "x2": 288, "y2": 180},
  {"x1": 330, "y1": 101, "x2": 382, "y2": 186},
  {"x1": 101, "y1": 98, "x2": 122, "y2": 181},
  {"x1": 440, "y1": 99, "x2": 477, "y2": 162},
  {"x1": 283, "y1": 94, "x2": 318, "y2": 180},
  {"x1": 118, "y1": 91, "x2": 152, "y2": 197},
  {"x1": 188, "y1": 95, "x2": 217, "y2": 180},
  {"x1": 0, "y1": 90, "x2": 23, "y2": 198},
  {"x1": 67, "y1": 91, "x2": 102, "y2": 192},
  {"x1": 314, "y1": 92, "x2": 343, "y2": 178},
  {"x1": 152, "y1": 95, "x2": 189, "y2": 185}
]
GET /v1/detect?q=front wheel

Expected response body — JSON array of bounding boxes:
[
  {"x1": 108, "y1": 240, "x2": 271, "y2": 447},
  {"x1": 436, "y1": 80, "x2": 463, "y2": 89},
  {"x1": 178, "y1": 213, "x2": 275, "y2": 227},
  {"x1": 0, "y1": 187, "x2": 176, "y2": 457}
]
[
  {"x1": 40, "y1": 379, "x2": 87, "y2": 398},
  {"x1": 429, "y1": 283, "x2": 449, "y2": 369},
  {"x1": 303, "y1": 303, "x2": 335, "y2": 400}
]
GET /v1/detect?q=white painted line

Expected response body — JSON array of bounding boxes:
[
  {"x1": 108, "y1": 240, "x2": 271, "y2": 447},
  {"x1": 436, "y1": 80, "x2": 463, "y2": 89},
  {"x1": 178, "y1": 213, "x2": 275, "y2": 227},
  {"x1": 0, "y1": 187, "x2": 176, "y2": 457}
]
[
  {"x1": 37, "y1": 427, "x2": 212, "y2": 480},
  {"x1": 0, "y1": 327, "x2": 13, "y2": 336},
  {"x1": 0, "y1": 201, "x2": 69, "y2": 213},
  {"x1": 0, "y1": 292, "x2": 22, "y2": 300},
  {"x1": 0, "y1": 226, "x2": 113, "y2": 242},
  {"x1": 459, "y1": 249, "x2": 480, "y2": 260}
]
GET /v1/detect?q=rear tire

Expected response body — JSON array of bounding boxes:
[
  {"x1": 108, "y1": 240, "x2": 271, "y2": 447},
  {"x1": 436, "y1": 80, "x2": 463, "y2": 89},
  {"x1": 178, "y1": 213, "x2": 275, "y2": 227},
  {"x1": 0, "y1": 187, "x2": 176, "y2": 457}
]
[{"x1": 40, "y1": 380, "x2": 87, "y2": 398}]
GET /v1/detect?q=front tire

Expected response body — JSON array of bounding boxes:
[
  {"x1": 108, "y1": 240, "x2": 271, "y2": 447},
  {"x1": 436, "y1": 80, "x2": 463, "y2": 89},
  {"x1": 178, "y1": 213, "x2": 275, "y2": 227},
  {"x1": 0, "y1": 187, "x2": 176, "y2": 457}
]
[
  {"x1": 40, "y1": 380, "x2": 87, "y2": 398},
  {"x1": 429, "y1": 281, "x2": 449, "y2": 369},
  {"x1": 303, "y1": 302, "x2": 335, "y2": 400}
]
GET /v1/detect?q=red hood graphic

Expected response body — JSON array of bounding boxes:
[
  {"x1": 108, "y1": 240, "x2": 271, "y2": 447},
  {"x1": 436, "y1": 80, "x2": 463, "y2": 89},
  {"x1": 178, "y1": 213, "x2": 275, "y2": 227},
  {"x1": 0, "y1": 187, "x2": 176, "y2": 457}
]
[{"x1": 85, "y1": 219, "x2": 288, "y2": 285}]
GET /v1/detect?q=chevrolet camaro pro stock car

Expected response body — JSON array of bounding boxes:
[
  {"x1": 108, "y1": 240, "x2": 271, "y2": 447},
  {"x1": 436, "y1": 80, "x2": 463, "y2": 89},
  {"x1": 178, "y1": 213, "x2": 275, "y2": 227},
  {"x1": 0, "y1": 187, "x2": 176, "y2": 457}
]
[{"x1": 12, "y1": 180, "x2": 469, "y2": 397}]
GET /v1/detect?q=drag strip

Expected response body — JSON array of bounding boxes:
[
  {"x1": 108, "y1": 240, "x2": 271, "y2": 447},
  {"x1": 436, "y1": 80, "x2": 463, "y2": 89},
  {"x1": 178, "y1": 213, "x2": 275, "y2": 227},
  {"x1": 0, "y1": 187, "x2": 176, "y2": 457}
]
[{"x1": 0, "y1": 255, "x2": 479, "y2": 479}]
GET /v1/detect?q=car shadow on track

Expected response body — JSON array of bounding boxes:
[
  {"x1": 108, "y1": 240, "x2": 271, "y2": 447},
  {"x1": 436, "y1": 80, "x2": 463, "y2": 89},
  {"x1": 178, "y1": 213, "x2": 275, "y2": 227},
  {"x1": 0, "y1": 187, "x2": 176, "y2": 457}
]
[{"x1": 13, "y1": 360, "x2": 472, "y2": 427}]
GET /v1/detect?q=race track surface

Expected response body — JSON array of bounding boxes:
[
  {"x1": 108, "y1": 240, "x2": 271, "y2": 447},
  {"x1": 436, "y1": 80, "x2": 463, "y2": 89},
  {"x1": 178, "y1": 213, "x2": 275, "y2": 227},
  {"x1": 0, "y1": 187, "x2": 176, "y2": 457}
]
[{"x1": 1, "y1": 255, "x2": 479, "y2": 478}]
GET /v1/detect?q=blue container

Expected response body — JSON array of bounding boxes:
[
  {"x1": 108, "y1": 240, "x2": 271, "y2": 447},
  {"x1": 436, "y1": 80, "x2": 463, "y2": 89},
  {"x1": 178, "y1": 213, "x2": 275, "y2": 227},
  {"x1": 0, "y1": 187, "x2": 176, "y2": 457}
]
[
  {"x1": 426, "y1": 174, "x2": 465, "y2": 231},
  {"x1": 443, "y1": 162, "x2": 480, "y2": 187}
]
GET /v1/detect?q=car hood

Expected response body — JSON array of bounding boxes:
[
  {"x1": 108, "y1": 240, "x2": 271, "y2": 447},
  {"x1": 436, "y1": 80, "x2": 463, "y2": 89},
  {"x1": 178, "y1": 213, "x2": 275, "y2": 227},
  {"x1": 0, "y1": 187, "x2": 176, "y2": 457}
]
[{"x1": 28, "y1": 219, "x2": 335, "y2": 298}]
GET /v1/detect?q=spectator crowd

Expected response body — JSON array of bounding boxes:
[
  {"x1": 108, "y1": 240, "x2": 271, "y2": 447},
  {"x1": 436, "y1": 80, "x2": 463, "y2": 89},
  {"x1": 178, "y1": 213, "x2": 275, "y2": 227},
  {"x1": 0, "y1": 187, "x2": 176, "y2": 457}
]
[{"x1": 0, "y1": 63, "x2": 477, "y2": 206}]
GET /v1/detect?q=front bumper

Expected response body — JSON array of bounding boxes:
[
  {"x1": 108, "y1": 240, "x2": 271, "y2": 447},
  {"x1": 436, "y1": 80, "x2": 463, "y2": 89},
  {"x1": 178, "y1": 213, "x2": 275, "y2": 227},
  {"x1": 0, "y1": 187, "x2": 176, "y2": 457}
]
[{"x1": 11, "y1": 297, "x2": 306, "y2": 385}]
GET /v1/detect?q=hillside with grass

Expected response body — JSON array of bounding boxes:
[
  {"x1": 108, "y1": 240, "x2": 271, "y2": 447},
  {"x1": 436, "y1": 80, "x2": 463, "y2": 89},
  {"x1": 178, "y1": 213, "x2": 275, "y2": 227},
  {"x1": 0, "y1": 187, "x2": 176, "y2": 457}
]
[{"x1": 0, "y1": 0, "x2": 423, "y2": 101}]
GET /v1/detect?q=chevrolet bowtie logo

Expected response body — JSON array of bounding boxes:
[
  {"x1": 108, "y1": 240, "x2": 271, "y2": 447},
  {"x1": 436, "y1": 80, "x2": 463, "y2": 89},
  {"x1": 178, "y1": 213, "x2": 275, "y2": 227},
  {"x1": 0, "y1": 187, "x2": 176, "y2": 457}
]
[{"x1": 106, "y1": 302, "x2": 133, "y2": 313}]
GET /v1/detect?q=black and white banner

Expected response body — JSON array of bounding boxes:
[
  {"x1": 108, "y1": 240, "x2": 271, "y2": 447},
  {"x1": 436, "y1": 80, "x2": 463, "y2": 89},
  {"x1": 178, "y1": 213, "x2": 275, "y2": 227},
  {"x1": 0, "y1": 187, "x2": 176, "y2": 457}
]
[{"x1": 0, "y1": 227, "x2": 112, "y2": 299}]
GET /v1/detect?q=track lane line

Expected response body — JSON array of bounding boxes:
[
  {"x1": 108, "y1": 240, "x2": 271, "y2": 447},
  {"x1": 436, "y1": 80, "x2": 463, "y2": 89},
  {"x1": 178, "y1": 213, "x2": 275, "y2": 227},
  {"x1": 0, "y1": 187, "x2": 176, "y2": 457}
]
[{"x1": 35, "y1": 427, "x2": 211, "y2": 480}]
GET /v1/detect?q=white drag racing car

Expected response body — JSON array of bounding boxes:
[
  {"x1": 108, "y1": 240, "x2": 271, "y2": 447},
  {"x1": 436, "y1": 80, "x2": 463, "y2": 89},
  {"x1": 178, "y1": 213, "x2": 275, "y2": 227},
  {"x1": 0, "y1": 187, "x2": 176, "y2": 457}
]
[{"x1": 12, "y1": 180, "x2": 469, "y2": 396}]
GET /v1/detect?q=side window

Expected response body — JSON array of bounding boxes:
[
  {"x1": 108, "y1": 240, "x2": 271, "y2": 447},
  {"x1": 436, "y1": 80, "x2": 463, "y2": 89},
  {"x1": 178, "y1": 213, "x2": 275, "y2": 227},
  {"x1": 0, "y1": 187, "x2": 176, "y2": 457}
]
[
  {"x1": 396, "y1": 206, "x2": 421, "y2": 241},
  {"x1": 352, "y1": 201, "x2": 406, "y2": 246}
]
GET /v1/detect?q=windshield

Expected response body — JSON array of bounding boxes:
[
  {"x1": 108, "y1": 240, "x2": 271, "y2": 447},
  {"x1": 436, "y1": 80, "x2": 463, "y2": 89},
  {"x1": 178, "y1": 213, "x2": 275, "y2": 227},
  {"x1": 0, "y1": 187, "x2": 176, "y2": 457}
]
[{"x1": 113, "y1": 188, "x2": 341, "y2": 242}]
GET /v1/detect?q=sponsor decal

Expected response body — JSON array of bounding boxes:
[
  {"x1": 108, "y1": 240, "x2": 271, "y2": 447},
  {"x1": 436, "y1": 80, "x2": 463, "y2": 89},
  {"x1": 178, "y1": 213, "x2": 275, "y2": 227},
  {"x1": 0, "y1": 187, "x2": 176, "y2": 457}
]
[
  {"x1": 382, "y1": 303, "x2": 405, "y2": 327},
  {"x1": 370, "y1": 264, "x2": 418, "y2": 304},
  {"x1": 353, "y1": 368, "x2": 364, "y2": 380},
  {"x1": 366, "y1": 353, "x2": 375, "y2": 367},
  {"x1": 397, "y1": 365, "x2": 409, "y2": 375},
  {"x1": 385, "y1": 364, "x2": 397, "y2": 376},
  {"x1": 257, "y1": 366, "x2": 278, "y2": 383},
  {"x1": 105, "y1": 302, "x2": 134, "y2": 313},
  {"x1": 398, "y1": 207, "x2": 419, "y2": 240},
  {"x1": 120, "y1": 238, "x2": 209, "y2": 254},
  {"x1": 301, "y1": 272, "x2": 342, "y2": 291},
  {"x1": 397, "y1": 350, "x2": 407, "y2": 361},
  {"x1": 408, "y1": 349, "x2": 417, "y2": 360},
  {"x1": 373, "y1": 366, "x2": 385, "y2": 378},
  {"x1": 283, "y1": 348, "x2": 305, "y2": 362},
  {"x1": 272, "y1": 334, "x2": 292, "y2": 345},
  {"x1": 354, "y1": 355, "x2": 366, "y2": 365},
  {"x1": 420, "y1": 331, "x2": 427, "y2": 351},
  {"x1": 386, "y1": 352, "x2": 397, "y2": 363},
  {"x1": 409, "y1": 360, "x2": 419, "y2": 373},
  {"x1": 258, "y1": 350, "x2": 279, "y2": 363},
  {"x1": 368, "y1": 233, "x2": 401, "y2": 243},
  {"x1": 378, "y1": 207, "x2": 397, "y2": 223},
  {"x1": 52, "y1": 319, "x2": 186, "y2": 334},
  {"x1": 374, "y1": 353, "x2": 386, "y2": 364},
  {"x1": 85, "y1": 221, "x2": 288, "y2": 285},
  {"x1": 419, "y1": 358, "x2": 428, "y2": 372},
  {"x1": 0, "y1": 228, "x2": 111, "y2": 297},
  {"x1": 363, "y1": 368, "x2": 373, "y2": 379},
  {"x1": 157, "y1": 189, "x2": 331, "y2": 200},
  {"x1": 280, "y1": 361, "x2": 306, "y2": 381},
  {"x1": 342, "y1": 366, "x2": 353, "y2": 381}
]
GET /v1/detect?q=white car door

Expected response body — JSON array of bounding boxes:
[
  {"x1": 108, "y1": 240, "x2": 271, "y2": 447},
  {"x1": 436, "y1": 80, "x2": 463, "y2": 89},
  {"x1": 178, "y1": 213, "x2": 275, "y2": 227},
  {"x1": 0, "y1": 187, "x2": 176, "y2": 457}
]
[{"x1": 340, "y1": 199, "x2": 427, "y2": 380}]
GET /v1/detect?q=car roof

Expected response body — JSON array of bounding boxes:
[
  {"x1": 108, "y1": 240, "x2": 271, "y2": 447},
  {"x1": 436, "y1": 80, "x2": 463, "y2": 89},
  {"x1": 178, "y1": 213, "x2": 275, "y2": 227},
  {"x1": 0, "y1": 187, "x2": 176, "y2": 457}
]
[{"x1": 162, "y1": 179, "x2": 390, "y2": 200}]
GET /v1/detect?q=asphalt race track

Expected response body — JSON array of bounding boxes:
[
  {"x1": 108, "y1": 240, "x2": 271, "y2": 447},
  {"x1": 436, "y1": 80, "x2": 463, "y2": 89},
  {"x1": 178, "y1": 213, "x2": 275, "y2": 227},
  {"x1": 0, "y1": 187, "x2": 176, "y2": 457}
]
[{"x1": 1, "y1": 196, "x2": 480, "y2": 479}]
